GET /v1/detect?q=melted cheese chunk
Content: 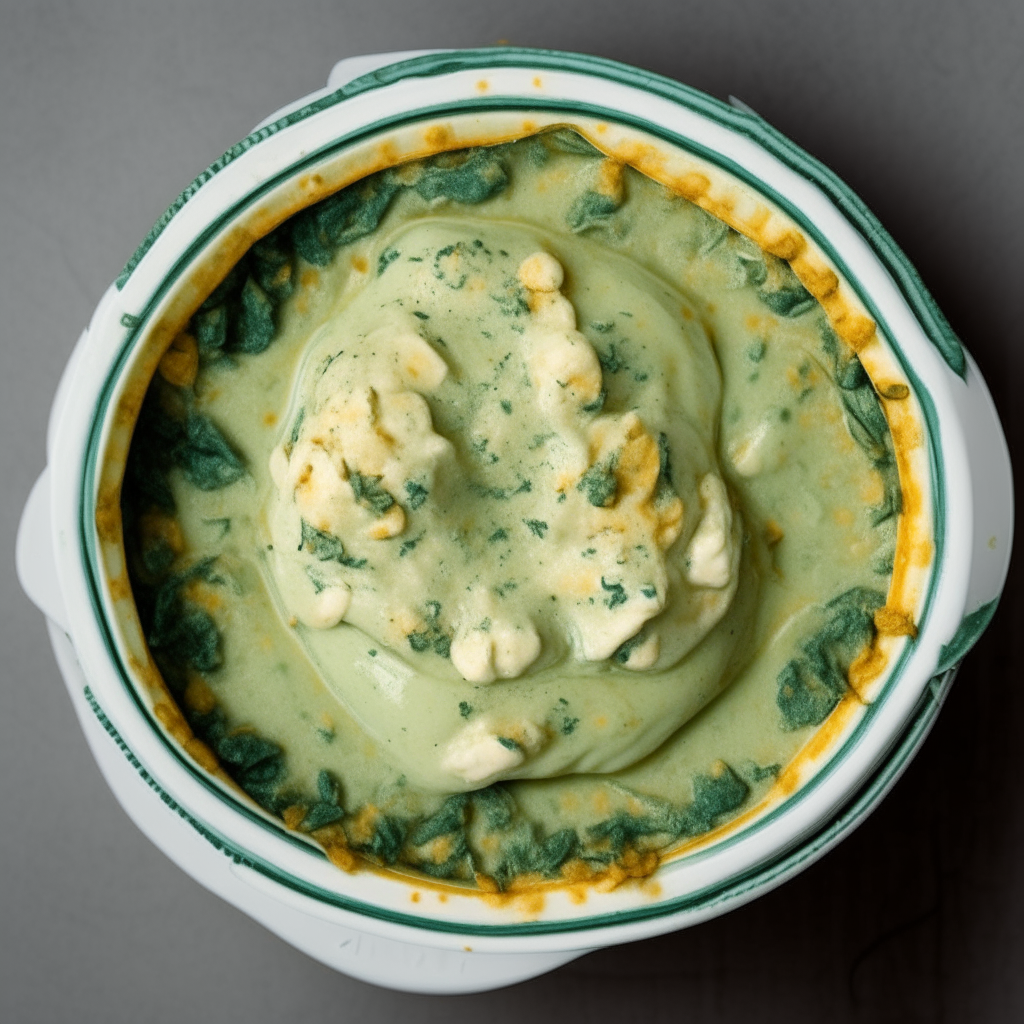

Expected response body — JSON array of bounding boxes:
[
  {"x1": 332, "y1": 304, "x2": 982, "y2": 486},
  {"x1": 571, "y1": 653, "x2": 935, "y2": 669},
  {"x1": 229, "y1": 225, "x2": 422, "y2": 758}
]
[
  {"x1": 685, "y1": 474, "x2": 735, "y2": 588},
  {"x1": 441, "y1": 718, "x2": 546, "y2": 784}
]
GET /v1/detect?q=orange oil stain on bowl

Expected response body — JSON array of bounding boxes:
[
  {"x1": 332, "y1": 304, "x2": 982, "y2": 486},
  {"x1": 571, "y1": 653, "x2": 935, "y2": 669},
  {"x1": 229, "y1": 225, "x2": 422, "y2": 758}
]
[{"x1": 423, "y1": 124, "x2": 454, "y2": 149}]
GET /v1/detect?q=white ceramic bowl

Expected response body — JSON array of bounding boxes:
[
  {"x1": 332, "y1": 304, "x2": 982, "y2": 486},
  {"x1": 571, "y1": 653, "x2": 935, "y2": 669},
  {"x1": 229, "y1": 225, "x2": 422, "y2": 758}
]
[{"x1": 17, "y1": 49, "x2": 1013, "y2": 993}]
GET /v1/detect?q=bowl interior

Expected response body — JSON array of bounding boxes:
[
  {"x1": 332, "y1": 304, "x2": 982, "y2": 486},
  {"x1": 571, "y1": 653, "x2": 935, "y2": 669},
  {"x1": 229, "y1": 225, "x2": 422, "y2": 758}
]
[{"x1": 66, "y1": 50, "x2": 963, "y2": 944}]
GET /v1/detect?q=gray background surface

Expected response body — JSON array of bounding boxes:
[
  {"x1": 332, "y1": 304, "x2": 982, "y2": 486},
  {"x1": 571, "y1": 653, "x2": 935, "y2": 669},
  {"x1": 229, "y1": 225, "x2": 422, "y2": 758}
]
[{"x1": 2, "y1": 1, "x2": 1021, "y2": 1020}]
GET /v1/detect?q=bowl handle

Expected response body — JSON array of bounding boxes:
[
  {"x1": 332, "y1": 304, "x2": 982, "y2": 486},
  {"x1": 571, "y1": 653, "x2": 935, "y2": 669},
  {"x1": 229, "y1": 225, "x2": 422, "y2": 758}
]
[
  {"x1": 17, "y1": 468, "x2": 71, "y2": 634},
  {"x1": 935, "y1": 351, "x2": 1014, "y2": 674},
  {"x1": 249, "y1": 51, "x2": 445, "y2": 136},
  {"x1": 228, "y1": 859, "x2": 585, "y2": 993}
]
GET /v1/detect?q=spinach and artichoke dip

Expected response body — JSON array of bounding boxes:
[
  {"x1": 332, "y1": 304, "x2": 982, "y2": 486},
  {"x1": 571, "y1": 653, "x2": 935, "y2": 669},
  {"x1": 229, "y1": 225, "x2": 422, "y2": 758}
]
[{"x1": 121, "y1": 129, "x2": 903, "y2": 892}]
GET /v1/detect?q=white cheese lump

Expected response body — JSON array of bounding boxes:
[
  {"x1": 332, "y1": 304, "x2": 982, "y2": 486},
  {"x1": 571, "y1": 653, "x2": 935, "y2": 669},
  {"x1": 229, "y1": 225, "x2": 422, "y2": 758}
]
[{"x1": 264, "y1": 219, "x2": 749, "y2": 790}]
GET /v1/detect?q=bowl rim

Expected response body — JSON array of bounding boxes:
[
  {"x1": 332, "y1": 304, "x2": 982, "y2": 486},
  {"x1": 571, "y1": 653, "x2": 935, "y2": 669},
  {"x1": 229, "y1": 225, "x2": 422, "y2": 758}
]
[{"x1": 50, "y1": 46, "x2": 987, "y2": 949}]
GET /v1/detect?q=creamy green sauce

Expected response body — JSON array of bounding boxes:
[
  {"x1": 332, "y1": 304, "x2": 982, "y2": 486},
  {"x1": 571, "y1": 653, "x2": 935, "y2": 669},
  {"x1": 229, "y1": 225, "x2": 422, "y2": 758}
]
[{"x1": 122, "y1": 130, "x2": 896, "y2": 886}]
